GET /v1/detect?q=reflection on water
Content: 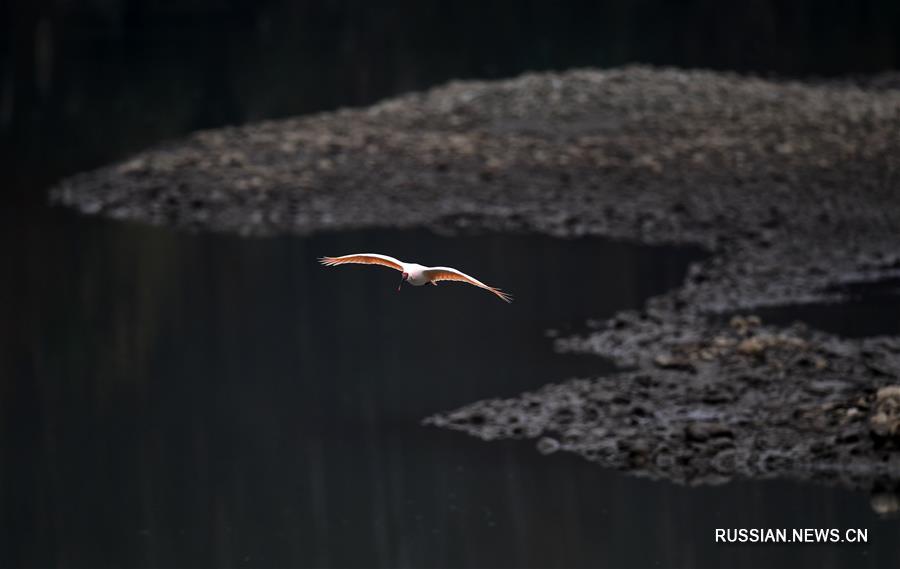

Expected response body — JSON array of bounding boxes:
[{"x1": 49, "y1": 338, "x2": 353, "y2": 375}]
[{"x1": 1, "y1": 206, "x2": 899, "y2": 568}]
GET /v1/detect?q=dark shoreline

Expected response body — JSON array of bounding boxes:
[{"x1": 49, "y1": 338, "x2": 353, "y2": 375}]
[{"x1": 52, "y1": 66, "x2": 900, "y2": 494}]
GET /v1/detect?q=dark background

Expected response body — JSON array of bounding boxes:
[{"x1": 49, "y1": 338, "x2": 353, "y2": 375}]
[{"x1": 2, "y1": 0, "x2": 899, "y2": 203}]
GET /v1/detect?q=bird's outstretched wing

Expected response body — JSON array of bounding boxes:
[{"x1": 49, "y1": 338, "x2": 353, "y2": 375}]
[
  {"x1": 318, "y1": 253, "x2": 405, "y2": 272},
  {"x1": 423, "y1": 267, "x2": 513, "y2": 303}
]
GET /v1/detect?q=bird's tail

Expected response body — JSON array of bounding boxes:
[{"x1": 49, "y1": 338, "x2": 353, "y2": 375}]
[{"x1": 491, "y1": 288, "x2": 514, "y2": 303}]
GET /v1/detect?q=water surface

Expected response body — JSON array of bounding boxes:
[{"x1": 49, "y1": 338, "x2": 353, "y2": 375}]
[{"x1": 1, "y1": 206, "x2": 898, "y2": 568}]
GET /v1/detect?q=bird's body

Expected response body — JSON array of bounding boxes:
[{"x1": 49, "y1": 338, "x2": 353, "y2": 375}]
[
  {"x1": 399, "y1": 263, "x2": 433, "y2": 286},
  {"x1": 319, "y1": 253, "x2": 512, "y2": 302}
]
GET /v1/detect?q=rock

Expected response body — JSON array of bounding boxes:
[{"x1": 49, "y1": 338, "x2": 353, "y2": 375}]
[
  {"x1": 737, "y1": 337, "x2": 767, "y2": 356},
  {"x1": 536, "y1": 437, "x2": 561, "y2": 455},
  {"x1": 710, "y1": 449, "x2": 739, "y2": 474},
  {"x1": 730, "y1": 315, "x2": 761, "y2": 335},
  {"x1": 685, "y1": 422, "x2": 734, "y2": 442},
  {"x1": 713, "y1": 336, "x2": 736, "y2": 348},
  {"x1": 653, "y1": 354, "x2": 696, "y2": 372},
  {"x1": 870, "y1": 492, "x2": 900, "y2": 516},
  {"x1": 628, "y1": 438, "x2": 652, "y2": 454},
  {"x1": 806, "y1": 379, "x2": 853, "y2": 395},
  {"x1": 870, "y1": 386, "x2": 900, "y2": 443}
]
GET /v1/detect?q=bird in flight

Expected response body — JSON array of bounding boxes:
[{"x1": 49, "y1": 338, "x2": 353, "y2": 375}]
[{"x1": 319, "y1": 253, "x2": 513, "y2": 303}]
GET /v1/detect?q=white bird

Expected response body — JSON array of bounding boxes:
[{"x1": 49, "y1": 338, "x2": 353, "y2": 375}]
[{"x1": 319, "y1": 253, "x2": 513, "y2": 303}]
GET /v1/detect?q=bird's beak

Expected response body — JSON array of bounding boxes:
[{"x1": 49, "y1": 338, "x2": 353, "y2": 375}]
[{"x1": 398, "y1": 272, "x2": 408, "y2": 292}]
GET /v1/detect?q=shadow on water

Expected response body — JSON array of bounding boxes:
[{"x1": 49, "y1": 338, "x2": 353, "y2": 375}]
[{"x1": 2, "y1": 206, "x2": 900, "y2": 568}]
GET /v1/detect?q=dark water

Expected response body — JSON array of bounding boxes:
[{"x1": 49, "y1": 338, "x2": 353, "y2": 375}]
[
  {"x1": 2, "y1": 206, "x2": 900, "y2": 568},
  {"x1": 753, "y1": 299, "x2": 900, "y2": 339},
  {"x1": 752, "y1": 279, "x2": 900, "y2": 338}
]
